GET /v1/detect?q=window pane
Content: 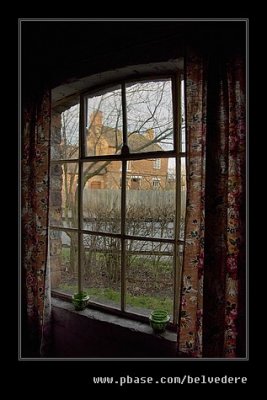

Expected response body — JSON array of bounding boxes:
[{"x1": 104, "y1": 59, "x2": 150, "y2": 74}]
[
  {"x1": 51, "y1": 102, "x2": 79, "y2": 160},
  {"x1": 126, "y1": 158, "x2": 176, "y2": 239},
  {"x1": 126, "y1": 239, "x2": 174, "y2": 318},
  {"x1": 50, "y1": 229, "x2": 78, "y2": 295},
  {"x1": 82, "y1": 234, "x2": 121, "y2": 308},
  {"x1": 181, "y1": 79, "x2": 186, "y2": 152},
  {"x1": 178, "y1": 244, "x2": 184, "y2": 268},
  {"x1": 85, "y1": 86, "x2": 123, "y2": 156},
  {"x1": 126, "y1": 79, "x2": 174, "y2": 153},
  {"x1": 82, "y1": 161, "x2": 121, "y2": 234},
  {"x1": 49, "y1": 162, "x2": 78, "y2": 228},
  {"x1": 180, "y1": 157, "x2": 186, "y2": 240}
]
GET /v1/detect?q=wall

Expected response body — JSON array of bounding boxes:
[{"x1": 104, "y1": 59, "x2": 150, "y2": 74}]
[
  {"x1": 52, "y1": 298, "x2": 177, "y2": 358},
  {"x1": 22, "y1": 21, "x2": 245, "y2": 102}
]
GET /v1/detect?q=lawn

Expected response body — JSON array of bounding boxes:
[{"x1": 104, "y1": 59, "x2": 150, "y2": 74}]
[
  {"x1": 58, "y1": 283, "x2": 172, "y2": 315},
  {"x1": 59, "y1": 246, "x2": 173, "y2": 315}
]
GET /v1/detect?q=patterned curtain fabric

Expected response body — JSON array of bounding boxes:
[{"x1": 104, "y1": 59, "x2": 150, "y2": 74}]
[
  {"x1": 21, "y1": 90, "x2": 51, "y2": 357},
  {"x1": 178, "y1": 47, "x2": 246, "y2": 358}
]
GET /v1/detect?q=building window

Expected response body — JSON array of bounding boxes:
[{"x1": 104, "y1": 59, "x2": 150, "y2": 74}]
[
  {"x1": 91, "y1": 181, "x2": 102, "y2": 189},
  {"x1": 130, "y1": 176, "x2": 142, "y2": 190},
  {"x1": 49, "y1": 74, "x2": 186, "y2": 326},
  {"x1": 127, "y1": 160, "x2": 132, "y2": 171},
  {"x1": 153, "y1": 159, "x2": 161, "y2": 169},
  {"x1": 152, "y1": 178, "x2": 161, "y2": 189}
]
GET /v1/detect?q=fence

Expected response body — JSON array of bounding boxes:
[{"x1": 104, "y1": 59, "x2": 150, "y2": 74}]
[
  {"x1": 61, "y1": 189, "x2": 186, "y2": 247},
  {"x1": 83, "y1": 188, "x2": 186, "y2": 215}
]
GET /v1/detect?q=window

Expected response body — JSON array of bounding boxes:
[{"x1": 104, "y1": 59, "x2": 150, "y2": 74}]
[
  {"x1": 152, "y1": 178, "x2": 161, "y2": 188},
  {"x1": 49, "y1": 74, "x2": 186, "y2": 326},
  {"x1": 153, "y1": 159, "x2": 161, "y2": 169},
  {"x1": 130, "y1": 176, "x2": 142, "y2": 190},
  {"x1": 127, "y1": 160, "x2": 132, "y2": 171},
  {"x1": 91, "y1": 181, "x2": 102, "y2": 189}
]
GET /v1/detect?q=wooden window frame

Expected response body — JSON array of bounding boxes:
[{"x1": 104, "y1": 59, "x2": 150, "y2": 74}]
[{"x1": 50, "y1": 72, "x2": 185, "y2": 328}]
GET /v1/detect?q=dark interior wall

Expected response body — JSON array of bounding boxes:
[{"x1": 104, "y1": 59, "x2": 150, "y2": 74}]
[
  {"x1": 52, "y1": 299, "x2": 177, "y2": 358},
  {"x1": 21, "y1": 20, "x2": 246, "y2": 101}
]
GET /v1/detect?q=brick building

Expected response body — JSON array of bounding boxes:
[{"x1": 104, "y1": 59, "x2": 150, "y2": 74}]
[{"x1": 86, "y1": 111, "x2": 169, "y2": 190}]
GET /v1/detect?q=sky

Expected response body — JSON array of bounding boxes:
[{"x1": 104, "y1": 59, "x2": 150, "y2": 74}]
[{"x1": 59, "y1": 78, "x2": 185, "y2": 172}]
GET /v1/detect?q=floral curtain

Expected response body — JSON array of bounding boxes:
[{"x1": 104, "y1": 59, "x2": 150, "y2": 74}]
[
  {"x1": 21, "y1": 90, "x2": 51, "y2": 357},
  {"x1": 178, "y1": 46, "x2": 246, "y2": 358}
]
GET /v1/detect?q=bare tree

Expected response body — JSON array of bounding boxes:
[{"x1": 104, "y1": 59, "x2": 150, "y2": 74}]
[{"x1": 51, "y1": 80, "x2": 182, "y2": 294}]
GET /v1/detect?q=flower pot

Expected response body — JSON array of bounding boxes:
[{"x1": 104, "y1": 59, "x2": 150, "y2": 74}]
[
  {"x1": 72, "y1": 292, "x2": 90, "y2": 311},
  {"x1": 149, "y1": 309, "x2": 170, "y2": 333}
]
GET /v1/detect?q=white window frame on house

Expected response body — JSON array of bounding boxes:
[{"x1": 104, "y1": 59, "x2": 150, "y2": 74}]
[
  {"x1": 50, "y1": 72, "x2": 185, "y2": 328},
  {"x1": 153, "y1": 158, "x2": 161, "y2": 169},
  {"x1": 120, "y1": 160, "x2": 132, "y2": 172},
  {"x1": 127, "y1": 160, "x2": 132, "y2": 171},
  {"x1": 131, "y1": 175, "x2": 142, "y2": 181},
  {"x1": 152, "y1": 178, "x2": 161, "y2": 188}
]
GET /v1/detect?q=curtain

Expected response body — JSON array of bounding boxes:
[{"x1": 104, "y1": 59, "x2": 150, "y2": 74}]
[
  {"x1": 21, "y1": 90, "x2": 51, "y2": 357},
  {"x1": 178, "y1": 46, "x2": 246, "y2": 358}
]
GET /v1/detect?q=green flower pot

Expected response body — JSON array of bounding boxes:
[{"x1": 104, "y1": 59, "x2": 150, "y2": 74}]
[
  {"x1": 72, "y1": 292, "x2": 90, "y2": 311},
  {"x1": 149, "y1": 309, "x2": 170, "y2": 333}
]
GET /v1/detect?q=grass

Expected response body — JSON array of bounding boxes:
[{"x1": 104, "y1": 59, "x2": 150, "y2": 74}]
[
  {"x1": 59, "y1": 247, "x2": 173, "y2": 314},
  {"x1": 62, "y1": 247, "x2": 70, "y2": 263},
  {"x1": 58, "y1": 283, "x2": 172, "y2": 315}
]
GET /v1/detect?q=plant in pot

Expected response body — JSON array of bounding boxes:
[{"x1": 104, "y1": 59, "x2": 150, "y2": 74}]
[
  {"x1": 72, "y1": 291, "x2": 90, "y2": 311},
  {"x1": 149, "y1": 309, "x2": 170, "y2": 333}
]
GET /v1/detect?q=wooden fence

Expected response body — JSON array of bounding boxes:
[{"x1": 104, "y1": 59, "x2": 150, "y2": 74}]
[{"x1": 83, "y1": 189, "x2": 186, "y2": 214}]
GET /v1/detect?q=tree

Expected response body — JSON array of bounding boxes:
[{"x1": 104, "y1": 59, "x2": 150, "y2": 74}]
[{"x1": 51, "y1": 79, "x2": 182, "y2": 292}]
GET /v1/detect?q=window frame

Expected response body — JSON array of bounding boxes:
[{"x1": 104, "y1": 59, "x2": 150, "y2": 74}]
[
  {"x1": 50, "y1": 72, "x2": 185, "y2": 328},
  {"x1": 152, "y1": 177, "x2": 161, "y2": 188},
  {"x1": 153, "y1": 159, "x2": 161, "y2": 170}
]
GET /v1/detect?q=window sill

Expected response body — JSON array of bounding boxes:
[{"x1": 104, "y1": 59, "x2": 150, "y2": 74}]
[{"x1": 52, "y1": 297, "x2": 176, "y2": 341}]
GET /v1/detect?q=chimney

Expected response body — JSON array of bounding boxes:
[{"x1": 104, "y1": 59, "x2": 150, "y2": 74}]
[
  {"x1": 90, "y1": 110, "x2": 103, "y2": 128},
  {"x1": 145, "y1": 128, "x2": 154, "y2": 141}
]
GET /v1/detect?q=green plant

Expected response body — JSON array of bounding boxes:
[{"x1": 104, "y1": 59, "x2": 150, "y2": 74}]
[
  {"x1": 149, "y1": 309, "x2": 170, "y2": 333},
  {"x1": 72, "y1": 291, "x2": 90, "y2": 311}
]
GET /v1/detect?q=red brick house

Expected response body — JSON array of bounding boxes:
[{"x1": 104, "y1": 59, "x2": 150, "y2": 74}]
[{"x1": 86, "y1": 111, "x2": 169, "y2": 190}]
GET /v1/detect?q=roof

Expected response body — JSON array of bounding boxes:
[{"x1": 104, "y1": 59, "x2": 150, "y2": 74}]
[{"x1": 93, "y1": 126, "x2": 163, "y2": 152}]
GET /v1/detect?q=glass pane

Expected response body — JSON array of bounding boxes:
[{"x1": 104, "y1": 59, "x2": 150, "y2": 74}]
[
  {"x1": 126, "y1": 239, "x2": 174, "y2": 318},
  {"x1": 126, "y1": 79, "x2": 174, "y2": 153},
  {"x1": 126, "y1": 158, "x2": 176, "y2": 239},
  {"x1": 181, "y1": 80, "x2": 186, "y2": 152},
  {"x1": 180, "y1": 157, "x2": 186, "y2": 240},
  {"x1": 49, "y1": 162, "x2": 78, "y2": 228},
  {"x1": 51, "y1": 102, "x2": 79, "y2": 160},
  {"x1": 178, "y1": 244, "x2": 184, "y2": 268},
  {"x1": 82, "y1": 234, "x2": 121, "y2": 308},
  {"x1": 85, "y1": 86, "x2": 123, "y2": 156},
  {"x1": 50, "y1": 229, "x2": 78, "y2": 295},
  {"x1": 82, "y1": 161, "x2": 121, "y2": 233}
]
